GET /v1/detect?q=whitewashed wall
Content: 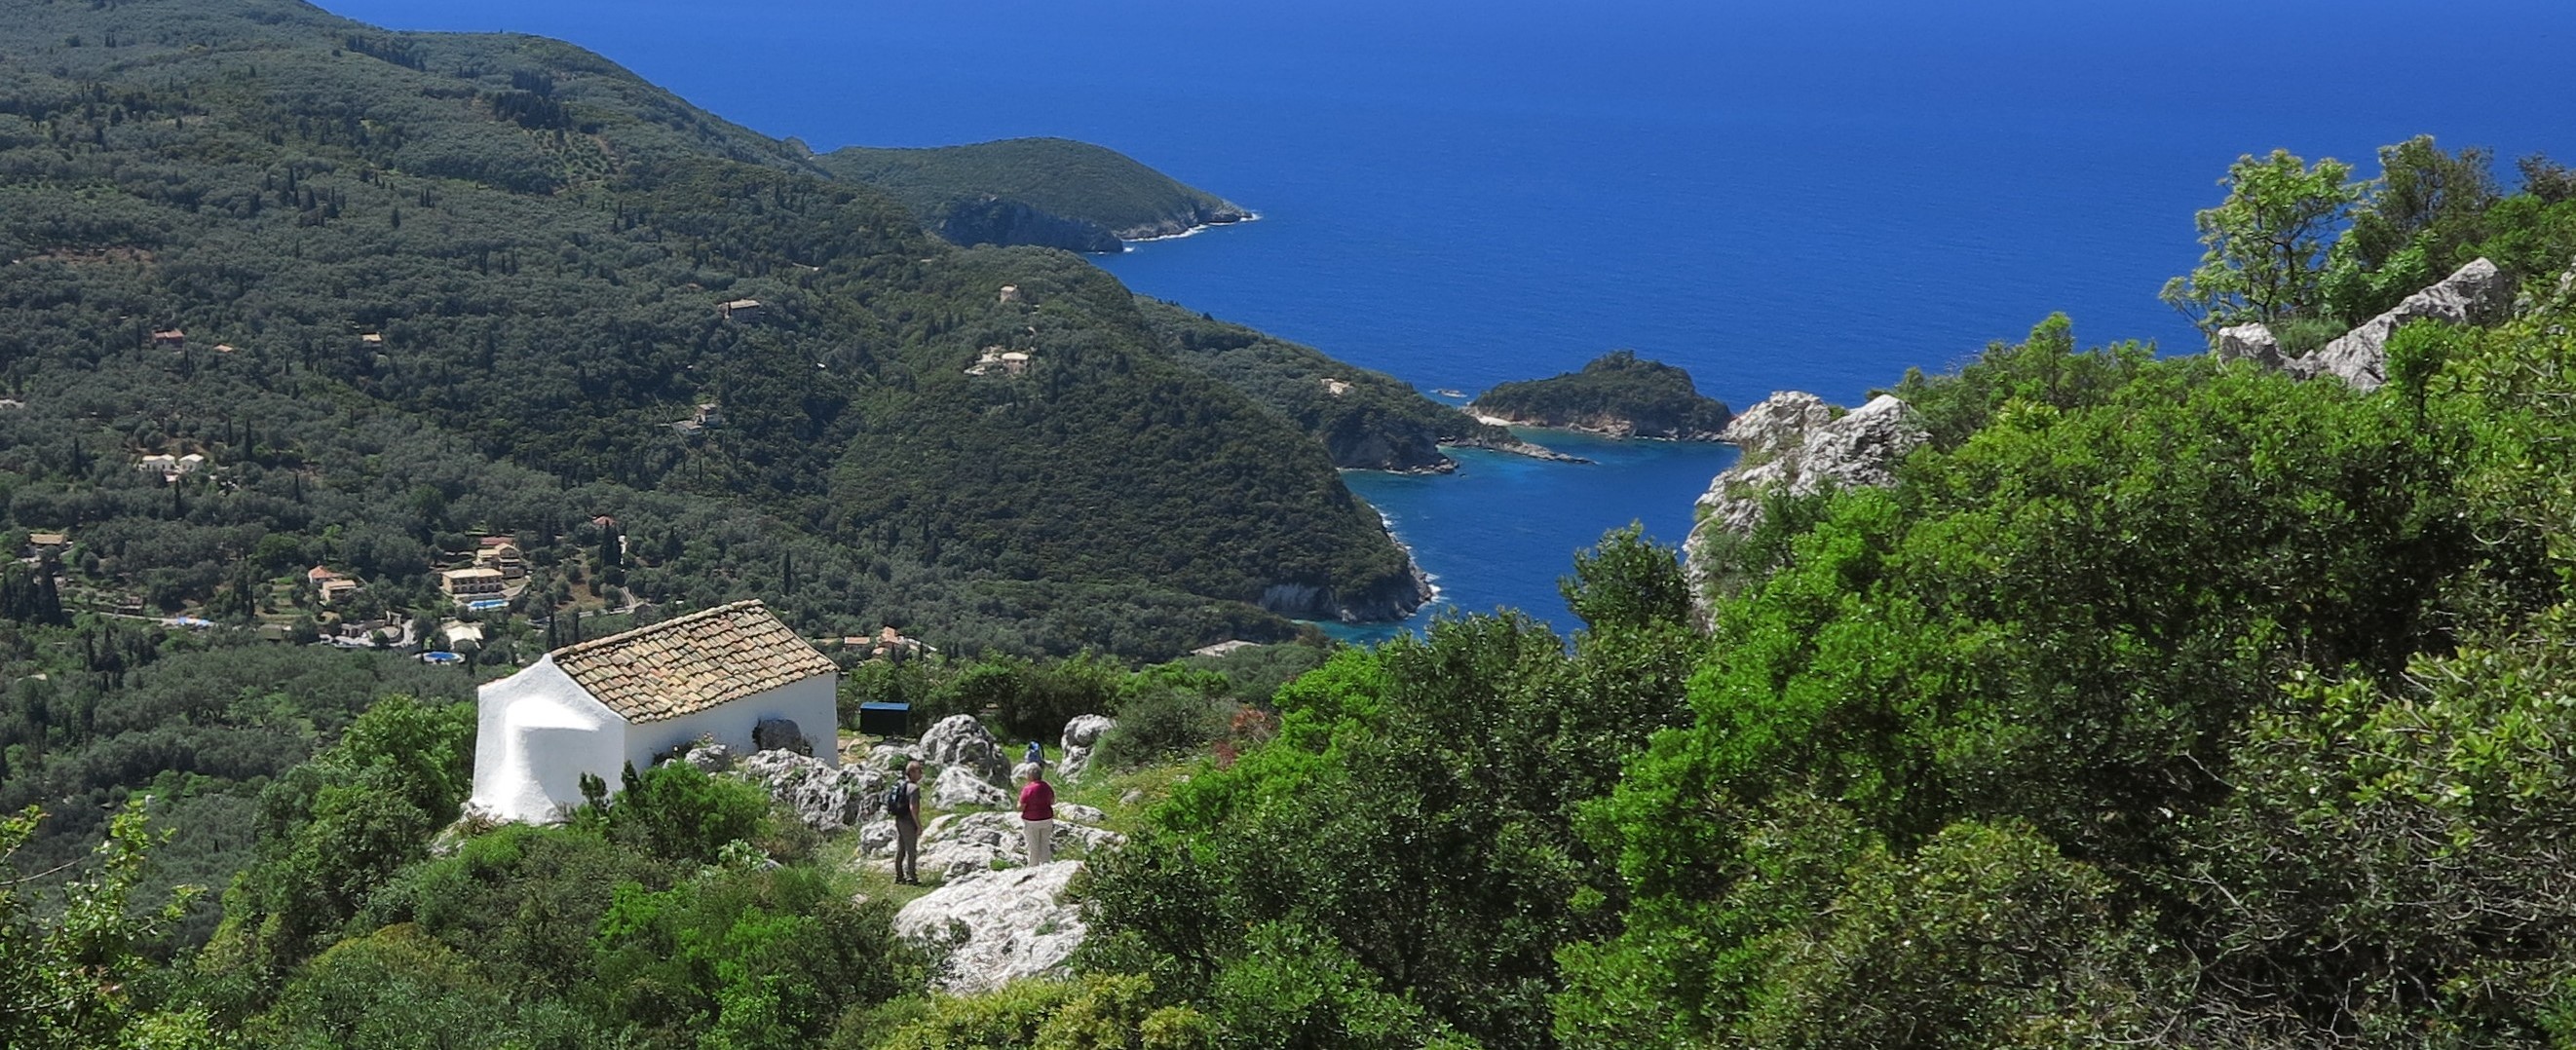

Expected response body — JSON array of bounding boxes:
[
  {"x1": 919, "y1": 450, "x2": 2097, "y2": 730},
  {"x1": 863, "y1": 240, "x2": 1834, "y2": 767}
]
[
  {"x1": 622, "y1": 674, "x2": 839, "y2": 772},
  {"x1": 469, "y1": 658, "x2": 623, "y2": 823}
]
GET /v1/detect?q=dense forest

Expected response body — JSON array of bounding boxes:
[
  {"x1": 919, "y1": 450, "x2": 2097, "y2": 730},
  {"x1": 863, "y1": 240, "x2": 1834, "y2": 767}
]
[
  {"x1": 1470, "y1": 350, "x2": 1733, "y2": 439},
  {"x1": 18, "y1": 0, "x2": 2576, "y2": 1045}
]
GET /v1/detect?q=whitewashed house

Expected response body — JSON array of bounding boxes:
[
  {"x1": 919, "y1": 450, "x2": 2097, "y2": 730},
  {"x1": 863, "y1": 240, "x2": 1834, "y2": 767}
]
[{"x1": 468, "y1": 600, "x2": 839, "y2": 823}]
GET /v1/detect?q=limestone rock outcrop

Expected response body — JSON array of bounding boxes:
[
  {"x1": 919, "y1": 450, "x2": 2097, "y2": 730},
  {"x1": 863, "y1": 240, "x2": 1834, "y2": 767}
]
[
  {"x1": 864, "y1": 809, "x2": 1125, "y2": 880},
  {"x1": 1058, "y1": 715, "x2": 1115, "y2": 782},
  {"x1": 931, "y1": 764, "x2": 1011, "y2": 809},
  {"x1": 2280, "y1": 258, "x2": 2512, "y2": 391},
  {"x1": 740, "y1": 749, "x2": 884, "y2": 833},
  {"x1": 920, "y1": 715, "x2": 1007, "y2": 782},
  {"x1": 894, "y1": 862, "x2": 1090, "y2": 993},
  {"x1": 1685, "y1": 392, "x2": 1928, "y2": 618},
  {"x1": 1718, "y1": 390, "x2": 1836, "y2": 458},
  {"x1": 1695, "y1": 393, "x2": 1928, "y2": 537},
  {"x1": 679, "y1": 741, "x2": 736, "y2": 772},
  {"x1": 861, "y1": 741, "x2": 923, "y2": 774},
  {"x1": 2214, "y1": 322, "x2": 2284, "y2": 368}
]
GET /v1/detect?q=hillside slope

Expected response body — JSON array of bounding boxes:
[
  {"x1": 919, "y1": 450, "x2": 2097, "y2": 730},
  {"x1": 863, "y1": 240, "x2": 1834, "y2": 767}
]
[
  {"x1": 0, "y1": 0, "x2": 1421, "y2": 651},
  {"x1": 1136, "y1": 298, "x2": 1515, "y2": 472}
]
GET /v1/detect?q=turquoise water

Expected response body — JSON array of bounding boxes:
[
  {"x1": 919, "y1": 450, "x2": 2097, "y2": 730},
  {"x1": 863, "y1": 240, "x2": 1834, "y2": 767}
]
[{"x1": 322, "y1": 0, "x2": 2576, "y2": 635}]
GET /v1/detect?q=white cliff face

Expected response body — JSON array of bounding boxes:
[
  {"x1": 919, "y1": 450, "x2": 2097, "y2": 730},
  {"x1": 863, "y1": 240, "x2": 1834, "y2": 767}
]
[
  {"x1": 2279, "y1": 257, "x2": 2513, "y2": 391},
  {"x1": 1719, "y1": 390, "x2": 1836, "y2": 458},
  {"x1": 1694, "y1": 393, "x2": 1929, "y2": 536},
  {"x1": 894, "y1": 861, "x2": 1090, "y2": 994},
  {"x1": 2215, "y1": 323, "x2": 2284, "y2": 369}
]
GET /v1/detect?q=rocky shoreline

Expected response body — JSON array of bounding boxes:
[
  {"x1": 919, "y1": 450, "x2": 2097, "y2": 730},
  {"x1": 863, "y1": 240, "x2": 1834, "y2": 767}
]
[
  {"x1": 1255, "y1": 559, "x2": 1435, "y2": 622},
  {"x1": 1114, "y1": 206, "x2": 1258, "y2": 244},
  {"x1": 1468, "y1": 409, "x2": 1727, "y2": 442}
]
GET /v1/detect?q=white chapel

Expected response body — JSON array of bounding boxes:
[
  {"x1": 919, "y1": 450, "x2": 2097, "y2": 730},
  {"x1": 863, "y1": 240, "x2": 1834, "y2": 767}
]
[{"x1": 468, "y1": 600, "x2": 839, "y2": 823}]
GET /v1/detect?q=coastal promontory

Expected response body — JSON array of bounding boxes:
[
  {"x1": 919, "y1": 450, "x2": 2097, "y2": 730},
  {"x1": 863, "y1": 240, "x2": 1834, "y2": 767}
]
[
  {"x1": 814, "y1": 137, "x2": 1252, "y2": 251},
  {"x1": 1470, "y1": 351, "x2": 1733, "y2": 438}
]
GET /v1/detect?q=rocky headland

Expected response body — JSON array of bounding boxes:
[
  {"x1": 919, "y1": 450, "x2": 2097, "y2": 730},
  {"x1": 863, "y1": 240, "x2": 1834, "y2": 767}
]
[
  {"x1": 816, "y1": 137, "x2": 1251, "y2": 253},
  {"x1": 1256, "y1": 560, "x2": 1435, "y2": 622}
]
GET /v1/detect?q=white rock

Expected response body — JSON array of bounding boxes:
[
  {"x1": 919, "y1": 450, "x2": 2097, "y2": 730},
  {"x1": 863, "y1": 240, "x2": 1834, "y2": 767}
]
[
  {"x1": 1058, "y1": 714, "x2": 1115, "y2": 781},
  {"x1": 2214, "y1": 322, "x2": 2283, "y2": 368},
  {"x1": 894, "y1": 861, "x2": 1089, "y2": 994},
  {"x1": 2285, "y1": 257, "x2": 2511, "y2": 391},
  {"x1": 919, "y1": 715, "x2": 1007, "y2": 781},
  {"x1": 864, "y1": 742, "x2": 923, "y2": 773},
  {"x1": 739, "y1": 749, "x2": 885, "y2": 833},
  {"x1": 679, "y1": 741, "x2": 735, "y2": 772},
  {"x1": 864, "y1": 810, "x2": 1126, "y2": 879},
  {"x1": 1719, "y1": 391, "x2": 1836, "y2": 458},
  {"x1": 1693, "y1": 394, "x2": 1927, "y2": 537},
  {"x1": 1059, "y1": 803, "x2": 1106, "y2": 824},
  {"x1": 858, "y1": 817, "x2": 897, "y2": 856},
  {"x1": 1686, "y1": 393, "x2": 1929, "y2": 619},
  {"x1": 913, "y1": 811, "x2": 1027, "y2": 879},
  {"x1": 930, "y1": 764, "x2": 1010, "y2": 809}
]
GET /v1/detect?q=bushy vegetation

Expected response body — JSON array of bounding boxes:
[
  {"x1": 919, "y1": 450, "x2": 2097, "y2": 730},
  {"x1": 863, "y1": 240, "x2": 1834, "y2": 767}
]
[
  {"x1": 1470, "y1": 350, "x2": 1732, "y2": 438},
  {"x1": 2164, "y1": 134, "x2": 2576, "y2": 335},
  {"x1": 840, "y1": 639, "x2": 1326, "y2": 760},
  {"x1": 884, "y1": 144, "x2": 2576, "y2": 1047}
]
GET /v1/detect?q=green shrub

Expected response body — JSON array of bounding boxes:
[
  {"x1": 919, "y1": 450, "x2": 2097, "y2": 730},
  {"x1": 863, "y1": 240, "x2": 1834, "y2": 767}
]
[
  {"x1": 1093, "y1": 683, "x2": 1233, "y2": 771},
  {"x1": 575, "y1": 760, "x2": 770, "y2": 867}
]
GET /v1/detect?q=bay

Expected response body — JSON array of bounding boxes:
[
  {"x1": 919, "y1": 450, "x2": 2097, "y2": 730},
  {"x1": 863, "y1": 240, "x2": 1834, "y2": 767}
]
[{"x1": 321, "y1": 0, "x2": 2576, "y2": 635}]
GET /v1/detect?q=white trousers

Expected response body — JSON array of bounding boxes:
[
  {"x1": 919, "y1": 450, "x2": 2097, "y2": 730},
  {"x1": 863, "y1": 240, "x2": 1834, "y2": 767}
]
[{"x1": 1023, "y1": 817, "x2": 1053, "y2": 865}]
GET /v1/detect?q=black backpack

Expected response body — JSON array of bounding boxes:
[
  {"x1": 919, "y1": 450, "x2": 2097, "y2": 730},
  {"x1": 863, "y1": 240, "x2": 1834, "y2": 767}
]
[{"x1": 884, "y1": 782, "x2": 909, "y2": 822}]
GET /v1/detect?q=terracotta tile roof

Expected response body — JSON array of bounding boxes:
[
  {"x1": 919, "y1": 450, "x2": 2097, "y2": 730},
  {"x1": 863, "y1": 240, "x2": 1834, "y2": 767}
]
[{"x1": 549, "y1": 600, "x2": 836, "y2": 724}]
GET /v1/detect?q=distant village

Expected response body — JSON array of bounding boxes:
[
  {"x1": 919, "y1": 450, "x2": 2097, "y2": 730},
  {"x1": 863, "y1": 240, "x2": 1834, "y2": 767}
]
[
  {"x1": 14, "y1": 338, "x2": 938, "y2": 674},
  {"x1": 16, "y1": 508, "x2": 937, "y2": 673},
  {"x1": 0, "y1": 302, "x2": 1014, "y2": 667}
]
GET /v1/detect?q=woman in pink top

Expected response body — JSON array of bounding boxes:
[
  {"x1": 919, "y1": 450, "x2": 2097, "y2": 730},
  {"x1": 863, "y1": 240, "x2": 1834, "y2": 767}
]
[{"x1": 1019, "y1": 767, "x2": 1056, "y2": 865}]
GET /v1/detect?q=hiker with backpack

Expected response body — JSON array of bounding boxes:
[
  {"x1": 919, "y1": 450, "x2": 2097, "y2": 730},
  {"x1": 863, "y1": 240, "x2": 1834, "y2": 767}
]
[{"x1": 890, "y1": 760, "x2": 924, "y2": 884}]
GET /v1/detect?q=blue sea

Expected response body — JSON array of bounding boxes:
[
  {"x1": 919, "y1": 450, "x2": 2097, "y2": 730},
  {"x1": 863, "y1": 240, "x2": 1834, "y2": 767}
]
[{"x1": 330, "y1": 0, "x2": 2576, "y2": 640}]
